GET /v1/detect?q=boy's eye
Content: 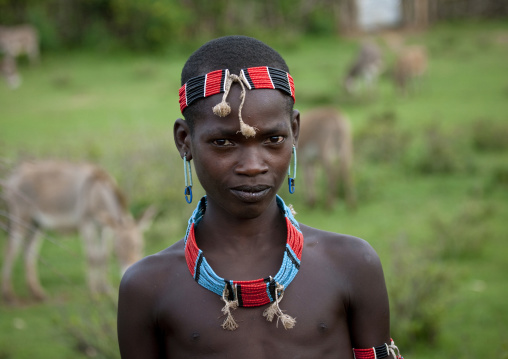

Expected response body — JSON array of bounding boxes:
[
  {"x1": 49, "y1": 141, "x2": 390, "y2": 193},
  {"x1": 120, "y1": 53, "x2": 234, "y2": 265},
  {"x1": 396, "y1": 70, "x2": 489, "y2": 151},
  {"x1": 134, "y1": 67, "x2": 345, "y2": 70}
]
[
  {"x1": 213, "y1": 139, "x2": 234, "y2": 146},
  {"x1": 265, "y1": 136, "x2": 285, "y2": 144}
]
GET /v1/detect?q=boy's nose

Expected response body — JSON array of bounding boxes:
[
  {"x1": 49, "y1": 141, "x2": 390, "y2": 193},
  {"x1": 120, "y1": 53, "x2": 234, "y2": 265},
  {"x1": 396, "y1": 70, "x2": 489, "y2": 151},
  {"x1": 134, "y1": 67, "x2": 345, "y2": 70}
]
[{"x1": 234, "y1": 147, "x2": 269, "y2": 177}]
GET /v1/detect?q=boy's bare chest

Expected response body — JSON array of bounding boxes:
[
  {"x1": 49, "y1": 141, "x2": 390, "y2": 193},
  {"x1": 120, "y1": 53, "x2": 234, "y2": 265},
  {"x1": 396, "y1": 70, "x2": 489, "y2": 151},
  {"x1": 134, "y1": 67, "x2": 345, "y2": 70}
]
[{"x1": 155, "y1": 251, "x2": 353, "y2": 358}]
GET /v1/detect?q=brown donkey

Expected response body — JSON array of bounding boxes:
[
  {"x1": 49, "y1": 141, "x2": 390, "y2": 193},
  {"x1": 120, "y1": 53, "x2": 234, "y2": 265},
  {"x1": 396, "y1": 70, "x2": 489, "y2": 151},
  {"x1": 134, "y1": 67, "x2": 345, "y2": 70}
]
[
  {"x1": 393, "y1": 45, "x2": 428, "y2": 95},
  {"x1": 0, "y1": 24, "x2": 40, "y2": 65},
  {"x1": 298, "y1": 107, "x2": 356, "y2": 209},
  {"x1": 1, "y1": 160, "x2": 156, "y2": 302}
]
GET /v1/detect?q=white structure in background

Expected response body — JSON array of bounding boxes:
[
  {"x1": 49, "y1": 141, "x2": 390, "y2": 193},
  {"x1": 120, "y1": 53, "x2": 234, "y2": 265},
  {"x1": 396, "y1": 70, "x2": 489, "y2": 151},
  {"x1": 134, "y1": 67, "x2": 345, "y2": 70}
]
[{"x1": 357, "y1": 0, "x2": 401, "y2": 31}]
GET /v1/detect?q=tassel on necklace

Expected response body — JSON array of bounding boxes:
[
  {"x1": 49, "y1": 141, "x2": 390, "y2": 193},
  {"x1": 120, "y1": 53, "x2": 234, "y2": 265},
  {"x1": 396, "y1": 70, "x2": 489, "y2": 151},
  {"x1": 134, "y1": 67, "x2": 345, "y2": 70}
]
[
  {"x1": 262, "y1": 283, "x2": 296, "y2": 330},
  {"x1": 220, "y1": 286, "x2": 239, "y2": 331}
]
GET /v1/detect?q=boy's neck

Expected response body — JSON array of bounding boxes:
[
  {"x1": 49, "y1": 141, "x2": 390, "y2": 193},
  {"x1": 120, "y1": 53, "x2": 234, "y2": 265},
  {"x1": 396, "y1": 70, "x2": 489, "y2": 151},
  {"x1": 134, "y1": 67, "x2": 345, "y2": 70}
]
[{"x1": 194, "y1": 197, "x2": 286, "y2": 252}]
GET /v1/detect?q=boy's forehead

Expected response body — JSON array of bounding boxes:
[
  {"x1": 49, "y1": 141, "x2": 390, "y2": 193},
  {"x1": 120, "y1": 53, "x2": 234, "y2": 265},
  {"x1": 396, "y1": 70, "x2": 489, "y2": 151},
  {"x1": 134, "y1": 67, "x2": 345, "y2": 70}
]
[
  {"x1": 208, "y1": 86, "x2": 288, "y2": 113},
  {"x1": 191, "y1": 87, "x2": 291, "y2": 132}
]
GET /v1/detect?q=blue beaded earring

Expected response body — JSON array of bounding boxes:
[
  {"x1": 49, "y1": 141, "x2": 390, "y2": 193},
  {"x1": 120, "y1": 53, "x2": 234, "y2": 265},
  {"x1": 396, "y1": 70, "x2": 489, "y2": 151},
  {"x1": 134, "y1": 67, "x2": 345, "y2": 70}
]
[
  {"x1": 288, "y1": 145, "x2": 297, "y2": 194},
  {"x1": 183, "y1": 153, "x2": 193, "y2": 204}
]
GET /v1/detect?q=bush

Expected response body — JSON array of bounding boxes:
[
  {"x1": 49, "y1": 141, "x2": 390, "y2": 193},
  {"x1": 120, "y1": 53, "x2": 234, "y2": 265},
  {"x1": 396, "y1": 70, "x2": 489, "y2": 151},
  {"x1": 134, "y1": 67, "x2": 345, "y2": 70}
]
[
  {"x1": 109, "y1": 0, "x2": 192, "y2": 50},
  {"x1": 355, "y1": 111, "x2": 412, "y2": 164},
  {"x1": 430, "y1": 200, "x2": 496, "y2": 260},
  {"x1": 59, "y1": 295, "x2": 119, "y2": 359},
  {"x1": 403, "y1": 123, "x2": 473, "y2": 175},
  {"x1": 387, "y1": 234, "x2": 453, "y2": 350},
  {"x1": 471, "y1": 118, "x2": 508, "y2": 152},
  {"x1": 488, "y1": 165, "x2": 508, "y2": 192}
]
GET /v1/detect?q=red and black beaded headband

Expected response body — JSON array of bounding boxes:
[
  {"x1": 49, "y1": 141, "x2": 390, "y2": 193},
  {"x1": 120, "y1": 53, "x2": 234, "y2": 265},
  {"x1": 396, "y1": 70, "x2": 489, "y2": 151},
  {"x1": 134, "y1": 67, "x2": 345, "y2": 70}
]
[
  {"x1": 178, "y1": 66, "x2": 295, "y2": 138},
  {"x1": 179, "y1": 66, "x2": 295, "y2": 112}
]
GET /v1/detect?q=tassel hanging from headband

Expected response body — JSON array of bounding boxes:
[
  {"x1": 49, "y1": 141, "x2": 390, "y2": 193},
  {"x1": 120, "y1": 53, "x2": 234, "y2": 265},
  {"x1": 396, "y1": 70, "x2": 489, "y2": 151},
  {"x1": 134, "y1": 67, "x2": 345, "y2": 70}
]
[
  {"x1": 212, "y1": 72, "x2": 257, "y2": 138},
  {"x1": 179, "y1": 66, "x2": 295, "y2": 139}
]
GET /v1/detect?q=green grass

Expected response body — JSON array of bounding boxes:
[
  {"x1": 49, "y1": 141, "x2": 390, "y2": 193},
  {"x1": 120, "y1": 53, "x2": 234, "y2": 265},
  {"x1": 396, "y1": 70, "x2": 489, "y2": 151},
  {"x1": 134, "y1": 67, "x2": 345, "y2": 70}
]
[{"x1": 1, "y1": 20, "x2": 508, "y2": 358}]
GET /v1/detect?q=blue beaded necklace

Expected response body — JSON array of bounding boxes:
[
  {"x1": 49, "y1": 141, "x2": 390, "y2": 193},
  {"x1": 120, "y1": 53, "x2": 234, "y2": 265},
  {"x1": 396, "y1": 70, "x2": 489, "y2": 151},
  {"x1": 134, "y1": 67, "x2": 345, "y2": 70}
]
[{"x1": 184, "y1": 195, "x2": 303, "y2": 330}]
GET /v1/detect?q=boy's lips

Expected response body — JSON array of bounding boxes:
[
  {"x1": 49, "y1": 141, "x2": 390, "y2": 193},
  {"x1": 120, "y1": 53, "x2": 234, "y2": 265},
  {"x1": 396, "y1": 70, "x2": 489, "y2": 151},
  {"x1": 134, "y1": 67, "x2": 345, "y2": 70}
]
[{"x1": 229, "y1": 185, "x2": 271, "y2": 202}]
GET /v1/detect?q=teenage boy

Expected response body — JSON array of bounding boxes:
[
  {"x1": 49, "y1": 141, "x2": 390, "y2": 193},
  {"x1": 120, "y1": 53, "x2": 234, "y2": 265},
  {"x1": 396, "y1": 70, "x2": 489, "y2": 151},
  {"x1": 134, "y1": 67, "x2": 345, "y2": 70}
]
[{"x1": 117, "y1": 35, "x2": 403, "y2": 359}]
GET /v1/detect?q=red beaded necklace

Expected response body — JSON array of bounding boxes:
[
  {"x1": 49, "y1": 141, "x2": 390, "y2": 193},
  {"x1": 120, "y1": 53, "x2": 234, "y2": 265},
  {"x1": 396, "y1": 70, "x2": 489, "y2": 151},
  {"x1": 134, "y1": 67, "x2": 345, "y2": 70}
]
[{"x1": 184, "y1": 195, "x2": 303, "y2": 330}]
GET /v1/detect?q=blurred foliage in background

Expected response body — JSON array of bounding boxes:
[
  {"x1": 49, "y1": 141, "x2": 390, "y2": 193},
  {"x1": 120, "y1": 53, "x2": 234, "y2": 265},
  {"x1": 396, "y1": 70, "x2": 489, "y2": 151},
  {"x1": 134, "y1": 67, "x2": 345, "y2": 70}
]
[
  {"x1": 0, "y1": 0, "x2": 341, "y2": 51},
  {"x1": 1, "y1": 0, "x2": 508, "y2": 52}
]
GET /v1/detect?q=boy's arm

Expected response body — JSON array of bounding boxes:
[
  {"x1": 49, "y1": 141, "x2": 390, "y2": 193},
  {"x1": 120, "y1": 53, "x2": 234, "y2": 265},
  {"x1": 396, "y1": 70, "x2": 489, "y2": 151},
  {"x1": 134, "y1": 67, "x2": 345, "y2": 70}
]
[
  {"x1": 347, "y1": 239, "x2": 392, "y2": 351},
  {"x1": 117, "y1": 265, "x2": 162, "y2": 358}
]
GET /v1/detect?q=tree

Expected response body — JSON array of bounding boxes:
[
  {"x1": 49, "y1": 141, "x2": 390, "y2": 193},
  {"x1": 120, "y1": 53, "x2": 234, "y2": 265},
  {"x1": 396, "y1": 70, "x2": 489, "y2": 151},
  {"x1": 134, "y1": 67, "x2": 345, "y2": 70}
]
[
  {"x1": 337, "y1": 0, "x2": 359, "y2": 35},
  {"x1": 401, "y1": 0, "x2": 430, "y2": 29}
]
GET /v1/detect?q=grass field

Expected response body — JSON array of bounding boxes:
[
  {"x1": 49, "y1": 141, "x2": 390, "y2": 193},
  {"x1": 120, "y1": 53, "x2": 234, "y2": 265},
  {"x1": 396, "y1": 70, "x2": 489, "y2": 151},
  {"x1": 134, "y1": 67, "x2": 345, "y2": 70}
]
[{"x1": 1, "y1": 20, "x2": 508, "y2": 358}]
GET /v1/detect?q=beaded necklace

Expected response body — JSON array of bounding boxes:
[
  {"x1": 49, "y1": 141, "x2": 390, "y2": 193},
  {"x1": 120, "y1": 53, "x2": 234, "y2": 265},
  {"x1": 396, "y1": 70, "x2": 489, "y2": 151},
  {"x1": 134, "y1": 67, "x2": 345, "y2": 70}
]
[{"x1": 184, "y1": 195, "x2": 303, "y2": 330}]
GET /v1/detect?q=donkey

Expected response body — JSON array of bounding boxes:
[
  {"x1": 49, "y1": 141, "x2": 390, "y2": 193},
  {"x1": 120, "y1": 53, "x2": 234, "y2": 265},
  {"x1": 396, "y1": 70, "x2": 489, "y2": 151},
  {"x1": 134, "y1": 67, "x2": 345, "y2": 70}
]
[
  {"x1": 0, "y1": 24, "x2": 40, "y2": 65},
  {"x1": 0, "y1": 24, "x2": 39, "y2": 88},
  {"x1": 393, "y1": 45, "x2": 428, "y2": 95},
  {"x1": 1, "y1": 54, "x2": 21, "y2": 89},
  {"x1": 1, "y1": 160, "x2": 156, "y2": 302},
  {"x1": 298, "y1": 107, "x2": 356, "y2": 209},
  {"x1": 343, "y1": 41, "x2": 383, "y2": 95}
]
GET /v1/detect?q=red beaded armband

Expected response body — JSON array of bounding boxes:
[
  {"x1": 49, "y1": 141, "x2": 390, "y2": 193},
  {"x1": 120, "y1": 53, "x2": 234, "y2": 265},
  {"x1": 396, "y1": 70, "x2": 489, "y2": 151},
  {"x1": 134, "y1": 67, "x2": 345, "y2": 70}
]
[{"x1": 353, "y1": 339, "x2": 403, "y2": 359}]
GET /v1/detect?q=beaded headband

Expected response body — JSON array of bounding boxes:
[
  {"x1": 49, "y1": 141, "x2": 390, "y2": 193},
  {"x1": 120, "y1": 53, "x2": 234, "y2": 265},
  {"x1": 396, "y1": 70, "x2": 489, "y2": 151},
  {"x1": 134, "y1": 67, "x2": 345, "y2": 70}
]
[{"x1": 179, "y1": 66, "x2": 295, "y2": 137}]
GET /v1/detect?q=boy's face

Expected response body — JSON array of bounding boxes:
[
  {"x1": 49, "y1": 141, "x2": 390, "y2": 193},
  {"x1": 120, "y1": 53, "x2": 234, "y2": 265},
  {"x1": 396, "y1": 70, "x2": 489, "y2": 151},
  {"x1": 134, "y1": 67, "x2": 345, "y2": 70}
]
[{"x1": 186, "y1": 85, "x2": 299, "y2": 219}]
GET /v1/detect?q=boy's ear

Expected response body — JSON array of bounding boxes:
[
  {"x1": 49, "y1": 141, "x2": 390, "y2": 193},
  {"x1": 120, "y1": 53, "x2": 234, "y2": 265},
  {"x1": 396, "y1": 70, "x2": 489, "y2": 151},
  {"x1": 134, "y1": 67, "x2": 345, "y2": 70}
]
[
  {"x1": 291, "y1": 109, "x2": 301, "y2": 146},
  {"x1": 174, "y1": 118, "x2": 192, "y2": 160}
]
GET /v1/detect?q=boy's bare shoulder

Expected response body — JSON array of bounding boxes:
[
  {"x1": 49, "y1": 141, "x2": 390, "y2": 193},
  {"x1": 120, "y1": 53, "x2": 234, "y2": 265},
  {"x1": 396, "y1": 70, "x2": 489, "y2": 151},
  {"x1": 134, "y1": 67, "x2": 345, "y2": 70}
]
[
  {"x1": 299, "y1": 223, "x2": 382, "y2": 270},
  {"x1": 119, "y1": 238, "x2": 186, "y2": 297}
]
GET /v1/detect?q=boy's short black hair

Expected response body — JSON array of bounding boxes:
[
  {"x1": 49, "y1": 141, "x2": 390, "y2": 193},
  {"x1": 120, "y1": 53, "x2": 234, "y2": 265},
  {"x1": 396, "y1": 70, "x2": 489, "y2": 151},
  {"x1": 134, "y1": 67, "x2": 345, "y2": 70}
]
[{"x1": 181, "y1": 35, "x2": 294, "y2": 131}]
